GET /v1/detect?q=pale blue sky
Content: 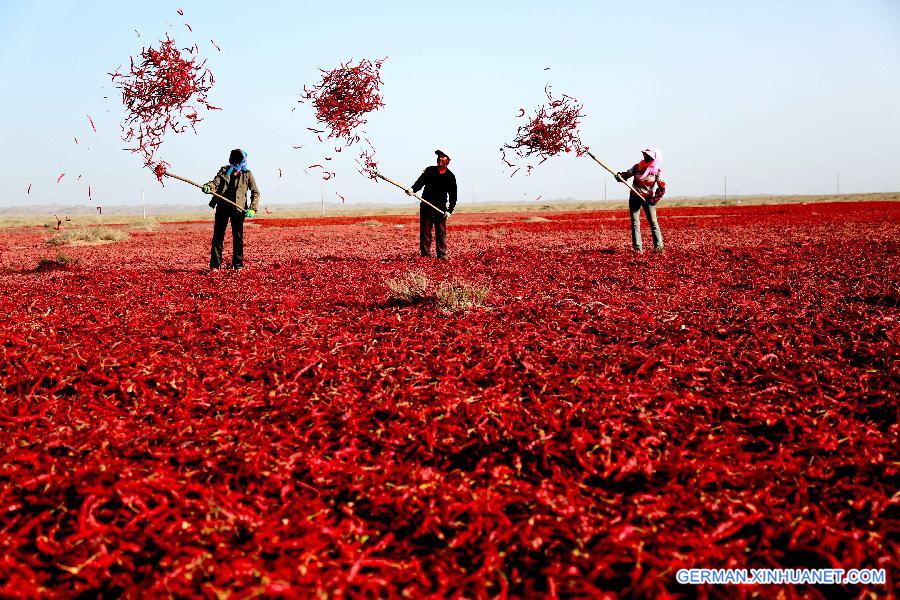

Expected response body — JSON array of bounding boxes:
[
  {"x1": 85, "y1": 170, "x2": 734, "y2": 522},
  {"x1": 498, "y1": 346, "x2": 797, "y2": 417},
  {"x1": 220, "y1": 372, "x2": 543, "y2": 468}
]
[{"x1": 2, "y1": 0, "x2": 898, "y2": 207}]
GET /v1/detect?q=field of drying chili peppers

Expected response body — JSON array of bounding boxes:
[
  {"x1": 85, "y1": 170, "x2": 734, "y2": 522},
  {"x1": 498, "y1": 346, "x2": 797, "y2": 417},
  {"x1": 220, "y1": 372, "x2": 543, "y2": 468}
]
[{"x1": 0, "y1": 201, "x2": 897, "y2": 598}]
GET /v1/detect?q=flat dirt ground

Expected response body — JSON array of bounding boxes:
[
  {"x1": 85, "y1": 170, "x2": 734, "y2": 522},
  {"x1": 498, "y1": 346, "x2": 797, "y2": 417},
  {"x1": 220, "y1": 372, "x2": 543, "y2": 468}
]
[{"x1": 0, "y1": 201, "x2": 896, "y2": 596}]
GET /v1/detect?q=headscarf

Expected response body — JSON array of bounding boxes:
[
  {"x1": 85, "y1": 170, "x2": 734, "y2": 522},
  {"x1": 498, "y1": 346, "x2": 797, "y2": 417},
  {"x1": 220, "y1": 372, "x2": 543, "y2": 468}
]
[
  {"x1": 226, "y1": 149, "x2": 248, "y2": 177},
  {"x1": 636, "y1": 147, "x2": 661, "y2": 181}
]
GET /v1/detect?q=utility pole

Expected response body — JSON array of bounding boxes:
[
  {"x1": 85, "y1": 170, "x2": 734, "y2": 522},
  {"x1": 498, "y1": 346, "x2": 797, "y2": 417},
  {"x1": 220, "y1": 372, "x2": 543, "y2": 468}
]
[
  {"x1": 320, "y1": 180, "x2": 324, "y2": 216},
  {"x1": 472, "y1": 180, "x2": 476, "y2": 204}
]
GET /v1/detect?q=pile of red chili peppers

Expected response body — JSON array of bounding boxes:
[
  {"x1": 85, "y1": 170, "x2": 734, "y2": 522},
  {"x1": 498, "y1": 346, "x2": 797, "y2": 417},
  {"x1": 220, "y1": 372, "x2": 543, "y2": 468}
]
[
  {"x1": 503, "y1": 86, "x2": 587, "y2": 171},
  {"x1": 1, "y1": 174, "x2": 896, "y2": 596},
  {"x1": 110, "y1": 36, "x2": 217, "y2": 178}
]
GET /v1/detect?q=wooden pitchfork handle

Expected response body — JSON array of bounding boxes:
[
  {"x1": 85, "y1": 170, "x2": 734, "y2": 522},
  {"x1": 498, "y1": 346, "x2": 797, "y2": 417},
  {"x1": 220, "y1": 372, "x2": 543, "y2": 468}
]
[
  {"x1": 163, "y1": 171, "x2": 245, "y2": 212},
  {"x1": 374, "y1": 172, "x2": 448, "y2": 217},
  {"x1": 585, "y1": 151, "x2": 649, "y2": 202}
]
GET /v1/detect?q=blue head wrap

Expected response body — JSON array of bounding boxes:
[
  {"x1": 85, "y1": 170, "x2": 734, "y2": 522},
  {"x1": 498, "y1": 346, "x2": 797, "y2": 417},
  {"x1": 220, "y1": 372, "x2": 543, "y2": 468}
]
[{"x1": 226, "y1": 150, "x2": 248, "y2": 177}]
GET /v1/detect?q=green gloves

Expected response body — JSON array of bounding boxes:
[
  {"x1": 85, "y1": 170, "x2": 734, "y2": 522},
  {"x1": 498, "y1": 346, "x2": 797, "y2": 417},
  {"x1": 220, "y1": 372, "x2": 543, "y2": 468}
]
[
  {"x1": 202, "y1": 183, "x2": 212, "y2": 194},
  {"x1": 245, "y1": 209, "x2": 256, "y2": 218}
]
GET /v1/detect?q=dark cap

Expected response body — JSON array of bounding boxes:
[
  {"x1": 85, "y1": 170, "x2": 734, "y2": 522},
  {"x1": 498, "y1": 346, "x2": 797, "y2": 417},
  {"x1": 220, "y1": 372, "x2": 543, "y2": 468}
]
[{"x1": 435, "y1": 149, "x2": 449, "y2": 159}]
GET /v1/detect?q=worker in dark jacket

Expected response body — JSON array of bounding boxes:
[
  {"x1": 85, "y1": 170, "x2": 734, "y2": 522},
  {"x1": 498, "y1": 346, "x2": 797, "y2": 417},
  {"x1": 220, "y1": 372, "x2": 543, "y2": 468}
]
[
  {"x1": 407, "y1": 150, "x2": 457, "y2": 259},
  {"x1": 203, "y1": 149, "x2": 260, "y2": 270}
]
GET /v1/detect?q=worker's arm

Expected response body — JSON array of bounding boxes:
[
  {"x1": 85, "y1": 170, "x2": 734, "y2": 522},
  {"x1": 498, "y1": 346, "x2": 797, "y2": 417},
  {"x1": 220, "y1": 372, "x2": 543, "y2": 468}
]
[{"x1": 248, "y1": 171, "x2": 261, "y2": 211}]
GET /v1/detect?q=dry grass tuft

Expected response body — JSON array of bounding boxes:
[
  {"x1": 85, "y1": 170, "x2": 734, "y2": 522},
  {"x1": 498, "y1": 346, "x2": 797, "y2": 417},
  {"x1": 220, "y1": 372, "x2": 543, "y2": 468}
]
[
  {"x1": 358, "y1": 220, "x2": 385, "y2": 227},
  {"x1": 35, "y1": 253, "x2": 76, "y2": 271},
  {"x1": 387, "y1": 272, "x2": 489, "y2": 311},
  {"x1": 47, "y1": 227, "x2": 129, "y2": 245},
  {"x1": 525, "y1": 216, "x2": 551, "y2": 223},
  {"x1": 436, "y1": 281, "x2": 489, "y2": 312},
  {"x1": 387, "y1": 271, "x2": 429, "y2": 305},
  {"x1": 127, "y1": 219, "x2": 160, "y2": 232}
]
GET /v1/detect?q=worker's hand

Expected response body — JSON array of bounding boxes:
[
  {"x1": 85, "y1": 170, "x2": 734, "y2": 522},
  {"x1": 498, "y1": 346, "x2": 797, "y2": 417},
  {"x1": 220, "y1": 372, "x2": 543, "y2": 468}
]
[
  {"x1": 208, "y1": 199, "x2": 217, "y2": 209},
  {"x1": 445, "y1": 211, "x2": 452, "y2": 219},
  {"x1": 615, "y1": 173, "x2": 625, "y2": 183},
  {"x1": 202, "y1": 183, "x2": 212, "y2": 194},
  {"x1": 244, "y1": 209, "x2": 256, "y2": 218},
  {"x1": 405, "y1": 188, "x2": 414, "y2": 196}
]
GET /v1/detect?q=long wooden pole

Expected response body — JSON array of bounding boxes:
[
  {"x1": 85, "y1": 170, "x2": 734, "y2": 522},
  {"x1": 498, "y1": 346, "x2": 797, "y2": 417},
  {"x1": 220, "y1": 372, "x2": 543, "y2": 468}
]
[
  {"x1": 163, "y1": 171, "x2": 244, "y2": 211},
  {"x1": 374, "y1": 172, "x2": 448, "y2": 217},
  {"x1": 585, "y1": 151, "x2": 648, "y2": 202}
]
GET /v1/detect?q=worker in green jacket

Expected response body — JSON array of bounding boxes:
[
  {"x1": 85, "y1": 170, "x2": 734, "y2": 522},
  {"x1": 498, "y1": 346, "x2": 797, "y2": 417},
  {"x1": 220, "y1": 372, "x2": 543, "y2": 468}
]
[{"x1": 203, "y1": 149, "x2": 260, "y2": 270}]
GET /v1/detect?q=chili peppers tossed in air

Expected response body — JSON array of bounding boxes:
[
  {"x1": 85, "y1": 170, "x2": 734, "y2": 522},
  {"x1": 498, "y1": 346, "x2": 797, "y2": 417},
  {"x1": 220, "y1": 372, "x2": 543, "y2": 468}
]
[
  {"x1": 357, "y1": 147, "x2": 379, "y2": 181},
  {"x1": 503, "y1": 85, "x2": 588, "y2": 173},
  {"x1": 110, "y1": 36, "x2": 218, "y2": 180},
  {"x1": 300, "y1": 58, "x2": 386, "y2": 145}
]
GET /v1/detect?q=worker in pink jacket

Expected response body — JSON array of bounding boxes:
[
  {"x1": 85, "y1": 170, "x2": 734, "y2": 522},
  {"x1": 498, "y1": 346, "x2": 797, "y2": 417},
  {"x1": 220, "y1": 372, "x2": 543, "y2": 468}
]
[{"x1": 617, "y1": 147, "x2": 666, "y2": 252}]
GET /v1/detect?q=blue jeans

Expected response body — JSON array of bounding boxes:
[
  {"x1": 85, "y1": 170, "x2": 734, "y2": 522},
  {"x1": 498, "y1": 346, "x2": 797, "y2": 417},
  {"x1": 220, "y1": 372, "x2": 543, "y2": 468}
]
[{"x1": 629, "y1": 196, "x2": 663, "y2": 251}]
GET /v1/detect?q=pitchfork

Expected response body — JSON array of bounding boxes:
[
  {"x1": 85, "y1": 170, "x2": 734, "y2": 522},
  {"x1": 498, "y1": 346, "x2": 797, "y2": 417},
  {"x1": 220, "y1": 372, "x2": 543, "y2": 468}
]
[
  {"x1": 585, "y1": 151, "x2": 650, "y2": 202},
  {"x1": 372, "y1": 172, "x2": 449, "y2": 218},
  {"x1": 163, "y1": 171, "x2": 246, "y2": 212}
]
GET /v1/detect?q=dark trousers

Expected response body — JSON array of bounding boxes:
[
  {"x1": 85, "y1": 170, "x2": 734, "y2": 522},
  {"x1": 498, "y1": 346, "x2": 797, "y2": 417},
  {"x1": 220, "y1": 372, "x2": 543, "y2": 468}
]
[
  {"x1": 419, "y1": 204, "x2": 447, "y2": 258},
  {"x1": 210, "y1": 204, "x2": 245, "y2": 268}
]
